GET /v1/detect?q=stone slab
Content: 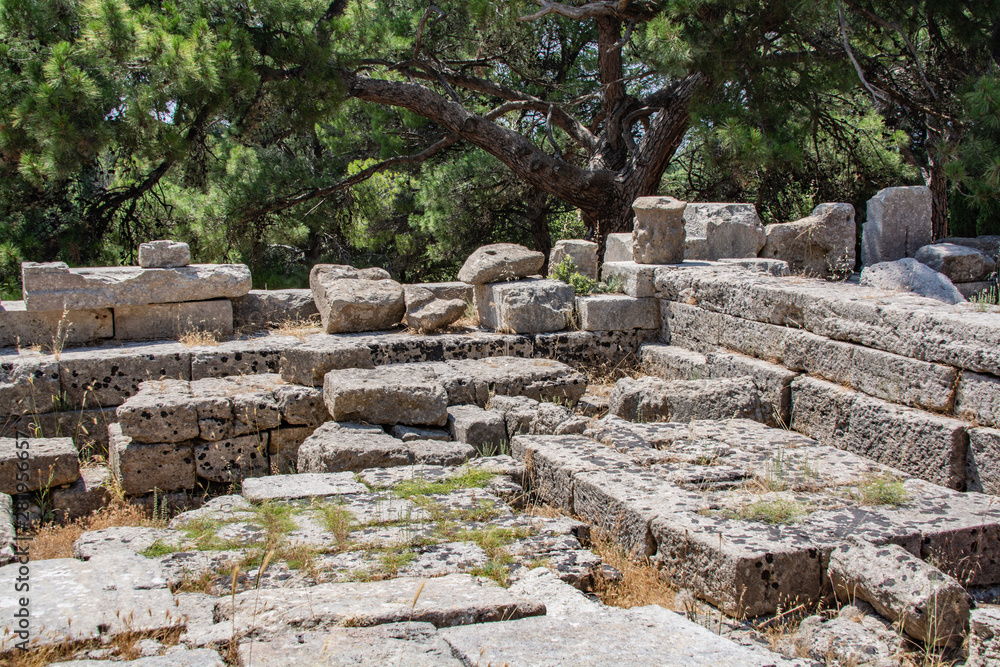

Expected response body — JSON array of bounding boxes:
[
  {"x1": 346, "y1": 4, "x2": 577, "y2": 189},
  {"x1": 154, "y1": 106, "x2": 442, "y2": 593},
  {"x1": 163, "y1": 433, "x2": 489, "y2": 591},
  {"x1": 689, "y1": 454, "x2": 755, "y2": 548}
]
[
  {"x1": 138, "y1": 240, "x2": 191, "y2": 268},
  {"x1": 51, "y1": 465, "x2": 112, "y2": 522},
  {"x1": 447, "y1": 404, "x2": 507, "y2": 453},
  {"x1": 2, "y1": 407, "x2": 117, "y2": 451},
  {"x1": 969, "y1": 606, "x2": 1000, "y2": 667},
  {"x1": 860, "y1": 258, "x2": 964, "y2": 304},
  {"x1": 916, "y1": 242, "x2": 996, "y2": 283},
  {"x1": 191, "y1": 335, "x2": 298, "y2": 380},
  {"x1": 0, "y1": 301, "x2": 112, "y2": 348},
  {"x1": 549, "y1": 239, "x2": 599, "y2": 279},
  {"x1": 231, "y1": 288, "x2": 318, "y2": 330},
  {"x1": 390, "y1": 425, "x2": 451, "y2": 442},
  {"x1": 600, "y1": 261, "x2": 657, "y2": 298},
  {"x1": 0, "y1": 357, "x2": 60, "y2": 416},
  {"x1": 0, "y1": 436, "x2": 78, "y2": 494},
  {"x1": 21, "y1": 262, "x2": 251, "y2": 311},
  {"x1": 475, "y1": 278, "x2": 574, "y2": 333},
  {"x1": 323, "y1": 366, "x2": 449, "y2": 426},
  {"x1": 242, "y1": 472, "x2": 366, "y2": 502},
  {"x1": 310, "y1": 273, "x2": 405, "y2": 334},
  {"x1": 861, "y1": 186, "x2": 932, "y2": 266},
  {"x1": 278, "y1": 335, "x2": 374, "y2": 386},
  {"x1": 968, "y1": 427, "x2": 1000, "y2": 495},
  {"x1": 682, "y1": 202, "x2": 765, "y2": 261},
  {"x1": 533, "y1": 329, "x2": 655, "y2": 367},
  {"x1": 114, "y1": 299, "x2": 233, "y2": 341},
  {"x1": 609, "y1": 376, "x2": 763, "y2": 424},
  {"x1": 297, "y1": 422, "x2": 472, "y2": 472},
  {"x1": 576, "y1": 294, "x2": 659, "y2": 331},
  {"x1": 109, "y1": 423, "x2": 195, "y2": 495},
  {"x1": 410, "y1": 281, "x2": 473, "y2": 303},
  {"x1": 58, "y1": 343, "x2": 192, "y2": 409},
  {"x1": 759, "y1": 203, "x2": 856, "y2": 279}
]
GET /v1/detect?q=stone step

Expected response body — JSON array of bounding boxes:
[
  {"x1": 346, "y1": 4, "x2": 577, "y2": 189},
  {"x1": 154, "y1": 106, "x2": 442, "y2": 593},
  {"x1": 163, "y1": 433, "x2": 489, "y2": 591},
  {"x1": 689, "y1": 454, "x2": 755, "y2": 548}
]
[
  {"x1": 0, "y1": 300, "x2": 112, "y2": 348},
  {"x1": 0, "y1": 436, "x2": 78, "y2": 494},
  {"x1": 608, "y1": 375, "x2": 765, "y2": 424},
  {"x1": 297, "y1": 422, "x2": 474, "y2": 473}
]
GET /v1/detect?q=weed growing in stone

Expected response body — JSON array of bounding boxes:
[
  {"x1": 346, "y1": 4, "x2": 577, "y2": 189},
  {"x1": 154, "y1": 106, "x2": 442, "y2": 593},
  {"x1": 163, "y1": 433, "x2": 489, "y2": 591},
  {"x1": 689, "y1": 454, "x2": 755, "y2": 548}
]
[
  {"x1": 730, "y1": 498, "x2": 804, "y2": 524},
  {"x1": 853, "y1": 474, "x2": 910, "y2": 506},
  {"x1": 392, "y1": 468, "x2": 497, "y2": 499}
]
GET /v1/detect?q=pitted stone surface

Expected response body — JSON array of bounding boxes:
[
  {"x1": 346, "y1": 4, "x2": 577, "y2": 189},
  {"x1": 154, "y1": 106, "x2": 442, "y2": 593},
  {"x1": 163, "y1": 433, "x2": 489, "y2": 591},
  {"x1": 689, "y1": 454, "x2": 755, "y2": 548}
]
[
  {"x1": 231, "y1": 288, "x2": 318, "y2": 330},
  {"x1": 278, "y1": 334, "x2": 374, "y2": 386},
  {"x1": 576, "y1": 294, "x2": 659, "y2": 331},
  {"x1": 242, "y1": 472, "x2": 366, "y2": 502},
  {"x1": 311, "y1": 275, "x2": 405, "y2": 334},
  {"x1": 138, "y1": 240, "x2": 191, "y2": 268},
  {"x1": 193, "y1": 433, "x2": 268, "y2": 483},
  {"x1": 957, "y1": 371, "x2": 1000, "y2": 429},
  {"x1": 0, "y1": 436, "x2": 78, "y2": 494},
  {"x1": 21, "y1": 262, "x2": 251, "y2": 311},
  {"x1": 475, "y1": 278, "x2": 574, "y2": 333},
  {"x1": 297, "y1": 422, "x2": 473, "y2": 473},
  {"x1": 0, "y1": 356, "x2": 60, "y2": 416},
  {"x1": 968, "y1": 427, "x2": 1000, "y2": 495},
  {"x1": 191, "y1": 335, "x2": 297, "y2": 380},
  {"x1": 781, "y1": 605, "x2": 902, "y2": 666},
  {"x1": 759, "y1": 203, "x2": 856, "y2": 279},
  {"x1": 969, "y1": 606, "x2": 1000, "y2": 667},
  {"x1": 447, "y1": 404, "x2": 508, "y2": 452},
  {"x1": 609, "y1": 376, "x2": 763, "y2": 424},
  {"x1": 457, "y1": 243, "x2": 545, "y2": 284},
  {"x1": 114, "y1": 300, "x2": 233, "y2": 341},
  {"x1": 323, "y1": 365, "x2": 448, "y2": 425},
  {"x1": 72, "y1": 526, "x2": 184, "y2": 560},
  {"x1": 0, "y1": 300, "x2": 112, "y2": 348},
  {"x1": 600, "y1": 261, "x2": 657, "y2": 297},
  {"x1": 109, "y1": 423, "x2": 195, "y2": 495},
  {"x1": 58, "y1": 343, "x2": 192, "y2": 409}
]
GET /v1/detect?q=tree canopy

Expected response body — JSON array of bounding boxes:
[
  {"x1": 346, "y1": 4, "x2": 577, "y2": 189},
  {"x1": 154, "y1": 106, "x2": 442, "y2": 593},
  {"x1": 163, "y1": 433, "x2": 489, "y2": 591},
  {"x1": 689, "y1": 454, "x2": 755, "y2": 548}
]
[{"x1": 0, "y1": 0, "x2": 998, "y2": 296}]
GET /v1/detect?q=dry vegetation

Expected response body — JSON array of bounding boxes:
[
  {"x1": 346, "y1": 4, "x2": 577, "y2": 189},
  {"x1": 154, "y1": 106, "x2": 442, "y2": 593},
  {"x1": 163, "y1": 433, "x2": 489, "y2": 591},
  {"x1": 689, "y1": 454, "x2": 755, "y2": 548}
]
[
  {"x1": 269, "y1": 317, "x2": 323, "y2": 340},
  {"x1": 177, "y1": 328, "x2": 221, "y2": 347},
  {"x1": 28, "y1": 497, "x2": 165, "y2": 560},
  {"x1": 590, "y1": 528, "x2": 676, "y2": 610}
]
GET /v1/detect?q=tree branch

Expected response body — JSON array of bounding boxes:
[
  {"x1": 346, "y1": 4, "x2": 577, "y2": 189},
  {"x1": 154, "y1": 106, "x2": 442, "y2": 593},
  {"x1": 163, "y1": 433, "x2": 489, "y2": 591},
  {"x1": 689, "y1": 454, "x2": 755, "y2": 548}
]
[
  {"x1": 518, "y1": 1, "x2": 618, "y2": 22},
  {"x1": 838, "y1": 1, "x2": 887, "y2": 106}
]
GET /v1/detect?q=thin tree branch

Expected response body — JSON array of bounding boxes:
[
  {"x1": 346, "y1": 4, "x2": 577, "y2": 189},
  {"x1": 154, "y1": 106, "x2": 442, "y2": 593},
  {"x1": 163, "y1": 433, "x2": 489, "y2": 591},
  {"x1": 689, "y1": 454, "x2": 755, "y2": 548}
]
[
  {"x1": 613, "y1": 19, "x2": 635, "y2": 49},
  {"x1": 519, "y1": 0, "x2": 618, "y2": 22},
  {"x1": 838, "y1": 1, "x2": 887, "y2": 106},
  {"x1": 545, "y1": 105, "x2": 564, "y2": 160},
  {"x1": 413, "y1": 6, "x2": 446, "y2": 60}
]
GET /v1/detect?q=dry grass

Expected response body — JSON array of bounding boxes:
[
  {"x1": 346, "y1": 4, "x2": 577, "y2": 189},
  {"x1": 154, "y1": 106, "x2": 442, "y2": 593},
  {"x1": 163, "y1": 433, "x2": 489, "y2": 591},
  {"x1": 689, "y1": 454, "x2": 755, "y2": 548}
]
[
  {"x1": 590, "y1": 528, "x2": 676, "y2": 609},
  {"x1": 28, "y1": 497, "x2": 165, "y2": 560},
  {"x1": 270, "y1": 317, "x2": 323, "y2": 340},
  {"x1": 178, "y1": 328, "x2": 221, "y2": 347}
]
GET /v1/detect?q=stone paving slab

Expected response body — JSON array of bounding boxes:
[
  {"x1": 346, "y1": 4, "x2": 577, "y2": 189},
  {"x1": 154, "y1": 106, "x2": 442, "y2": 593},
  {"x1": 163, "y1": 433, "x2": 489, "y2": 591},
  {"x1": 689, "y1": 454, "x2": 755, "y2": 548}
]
[{"x1": 242, "y1": 472, "x2": 366, "y2": 502}]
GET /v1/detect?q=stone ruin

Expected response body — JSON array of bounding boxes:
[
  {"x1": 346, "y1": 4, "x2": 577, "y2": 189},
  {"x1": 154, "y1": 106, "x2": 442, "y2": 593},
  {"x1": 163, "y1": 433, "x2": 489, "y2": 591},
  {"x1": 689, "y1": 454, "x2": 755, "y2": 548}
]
[{"x1": 1, "y1": 190, "x2": 1000, "y2": 665}]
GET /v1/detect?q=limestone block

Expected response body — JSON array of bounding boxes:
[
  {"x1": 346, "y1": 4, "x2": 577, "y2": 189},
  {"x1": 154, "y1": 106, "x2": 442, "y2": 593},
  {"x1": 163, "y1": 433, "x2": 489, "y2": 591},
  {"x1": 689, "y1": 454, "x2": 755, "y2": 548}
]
[
  {"x1": 272, "y1": 384, "x2": 328, "y2": 425},
  {"x1": 410, "y1": 281, "x2": 473, "y2": 302},
  {"x1": 475, "y1": 279, "x2": 573, "y2": 333},
  {"x1": 0, "y1": 493, "x2": 12, "y2": 565},
  {"x1": 297, "y1": 422, "x2": 415, "y2": 473},
  {"x1": 406, "y1": 439, "x2": 476, "y2": 466},
  {"x1": 404, "y1": 296, "x2": 466, "y2": 332},
  {"x1": 278, "y1": 335, "x2": 374, "y2": 386},
  {"x1": 51, "y1": 465, "x2": 112, "y2": 521},
  {"x1": 0, "y1": 301, "x2": 112, "y2": 348},
  {"x1": 138, "y1": 240, "x2": 191, "y2": 268},
  {"x1": 915, "y1": 242, "x2": 996, "y2": 283},
  {"x1": 268, "y1": 425, "x2": 316, "y2": 474},
  {"x1": 861, "y1": 257, "x2": 964, "y2": 304},
  {"x1": 682, "y1": 203, "x2": 765, "y2": 260},
  {"x1": 957, "y1": 371, "x2": 1000, "y2": 428},
  {"x1": 576, "y1": 294, "x2": 659, "y2": 331},
  {"x1": 231, "y1": 289, "x2": 318, "y2": 330},
  {"x1": 786, "y1": 607, "x2": 902, "y2": 667},
  {"x1": 242, "y1": 472, "x2": 366, "y2": 502},
  {"x1": 759, "y1": 203, "x2": 856, "y2": 278},
  {"x1": 442, "y1": 356, "x2": 587, "y2": 407},
  {"x1": 447, "y1": 404, "x2": 508, "y2": 453},
  {"x1": 862, "y1": 186, "x2": 933, "y2": 266},
  {"x1": 969, "y1": 606, "x2": 1000, "y2": 667},
  {"x1": 533, "y1": 329, "x2": 655, "y2": 367},
  {"x1": 116, "y1": 380, "x2": 201, "y2": 443},
  {"x1": 390, "y1": 425, "x2": 451, "y2": 442},
  {"x1": 194, "y1": 433, "x2": 268, "y2": 483},
  {"x1": 717, "y1": 257, "x2": 792, "y2": 276},
  {"x1": 828, "y1": 539, "x2": 970, "y2": 647},
  {"x1": 600, "y1": 261, "x2": 657, "y2": 298},
  {"x1": 640, "y1": 343, "x2": 709, "y2": 381},
  {"x1": 609, "y1": 376, "x2": 763, "y2": 424},
  {"x1": 940, "y1": 235, "x2": 1000, "y2": 260},
  {"x1": 191, "y1": 335, "x2": 295, "y2": 380},
  {"x1": 604, "y1": 233, "x2": 634, "y2": 262},
  {"x1": 967, "y1": 428, "x2": 1000, "y2": 495},
  {"x1": 0, "y1": 436, "x2": 78, "y2": 494},
  {"x1": 21, "y1": 262, "x2": 251, "y2": 311},
  {"x1": 457, "y1": 243, "x2": 545, "y2": 284},
  {"x1": 549, "y1": 239, "x2": 599, "y2": 279},
  {"x1": 632, "y1": 196, "x2": 686, "y2": 264},
  {"x1": 3, "y1": 408, "x2": 117, "y2": 451},
  {"x1": 705, "y1": 351, "x2": 798, "y2": 427},
  {"x1": 0, "y1": 357, "x2": 60, "y2": 416},
  {"x1": 323, "y1": 366, "x2": 449, "y2": 426},
  {"x1": 310, "y1": 271, "x2": 405, "y2": 334},
  {"x1": 109, "y1": 424, "x2": 195, "y2": 495},
  {"x1": 116, "y1": 299, "x2": 233, "y2": 341},
  {"x1": 58, "y1": 343, "x2": 192, "y2": 409}
]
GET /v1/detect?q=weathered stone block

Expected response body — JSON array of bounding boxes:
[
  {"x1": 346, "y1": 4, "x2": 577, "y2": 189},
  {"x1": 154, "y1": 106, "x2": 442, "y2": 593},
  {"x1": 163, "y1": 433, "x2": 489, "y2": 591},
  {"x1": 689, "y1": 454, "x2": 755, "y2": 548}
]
[
  {"x1": 0, "y1": 436, "x2": 78, "y2": 494},
  {"x1": 243, "y1": 472, "x2": 366, "y2": 502},
  {"x1": 21, "y1": 262, "x2": 251, "y2": 311},
  {"x1": 58, "y1": 343, "x2": 192, "y2": 409},
  {"x1": 51, "y1": 466, "x2": 112, "y2": 522},
  {"x1": 279, "y1": 335, "x2": 374, "y2": 386},
  {"x1": 549, "y1": 239, "x2": 599, "y2": 279},
  {"x1": 310, "y1": 271, "x2": 405, "y2": 334},
  {"x1": 272, "y1": 384, "x2": 328, "y2": 425},
  {"x1": 403, "y1": 295, "x2": 466, "y2": 332},
  {"x1": 323, "y1": 366, "x2": 449, "y2": 425},
  {"x1": 231, "y1": 289, "x2": 319, "y2": 331},
  {"x1": 683, "y1": 203, "x2": 766, "y2": 260},
  {"x1": 0, "y1": 301, "x2": 112, "y2": 348},
  {"x1": 861, "y1": 258, "x2": 964, "y2": 304},
  {"x1": 194, "y1": 433, "x2": 268, "y2": 483},
  {"x1": 0, "y1": 357, "x2": 60, "y2": 416},
  {"x1": 632, "y1": 196, "x2": 686, "y2": 264},
  {"x1": 391, "y1": 425, "x2": 451, "y2": 442},
  {"x1": 956, "y1": 280, "x2": 997, "y2": 299},
  {"x1": 828, "y1": 539, "x2": 970, "y2": 647},
  {"x1": 533, "y1": 328, "x2": 654, "y2": 367},
  {"x1": 640, "y1": 343, "x2": 708, "y2": 381},
  {"x1": 862, "y1": 186, "x2": 933, "y2": 266},
  {"x1": 705, "y1": 351, "x2": 798, "y2": 427},
  {"x1": 297, "y1": 422, "x2": 414, "y2": 473},
  {"x1": 457, "y1": 243, "x2": 545, "y2": 284},
  {"x1": 609, "y1": 376, "x2": 763, "y2": 424},
  {"x1": 406, "y1": 439, "x2": 475, "y2": 466},
  {"x1": 967, "y1": 427, "x2": 1000, "y2": 495},
  {"x1": 116, "y1": 380, "x2": 201, "y2": 443},
  {"x1": 447, "y1": 404, "x2": 507, "y2": 453},
  {"x1": 759, "y1": 203, "x2": 855, "y2": 278},
  {"x1": 138, "y1": 240, "x2": 190, "y2": 268},
  {"x1": 268, "y1": 425, "x2": 316, "y2": 474},
  {"x1": 410, "y1": 281, "x2": 473, "y2": 302},
  {"x1": 957, "y1": 371, "x2": 1000, "y2": 428},
  {"x1": 576, "y1": 294, "x2": 659, "y2": 331},
  {"x1": 191, "y1": 335, "x2": 294, "y2": 380},
  {"x1": 109, "y1": 423, "x2": 195, "y2": 495},
  {"x1": 916, "y1": 242, "x2": 996, "y2": 283},
  {"x1": 475, "y1": 279, "x2": 574, "y2": 333},
  {"x1": 969, "y1": 606, "x2": 1000, "y2": 667},
  {"x1": 604, "y1": 233, "x2": 634, "y2": 262},
  {"x1": 600, "y1": 261, "x2": 657, "y2": 298},
  {"x1": 3, "y1": 408, "x2": 117, "y2": 451}
]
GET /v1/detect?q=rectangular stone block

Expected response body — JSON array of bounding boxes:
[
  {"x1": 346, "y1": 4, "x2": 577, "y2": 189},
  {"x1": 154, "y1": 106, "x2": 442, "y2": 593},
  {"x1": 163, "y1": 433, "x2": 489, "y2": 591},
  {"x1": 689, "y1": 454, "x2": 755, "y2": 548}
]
[
  {"x1": 661, "y1": 301, "x2": 722, "y2": 353},
  {"x1": 323, "y1": 366, "x2": 448, "y2": 426},
  {"x1": 706, "y1": 351, "x2": 798, "y2": 427},
  {"x1": 0, "y1": 356, "x2": 60, "y2": 416},
  {"x1": 533, "y1": 329, "x2": 654, "y2": 367},
  {"x1": 640, "y1": 343, "x2": 708, "y2": 381},
  {"x1": 957, "y1": 371, "x2": 1000, "y2": 428},
  {"x1": 194, "y1": 433, "x2": 269, "y2": 483},
  {"x1": 21, "y1": 261, "x2": 251, "y2": 311},
  {"x1": 604, "y1": 233, "x2": 634, "y2": 262},
  {"x1": 231, "y1": 288, "x2": 318, "y2": 330},
  {"x1": 51, "y1": 466, "x2": 112, "y2": 522},
  {"x1": 600, "y1": 262, "x2": 657, "y2": 298},
  {"x1": 58, "y1": 343, "x2": 192, "y2": 409},
  {"x1": 475, "y1": 279, "x2": 574, "y2": 333},
  {"x1": 447, "y1": 404, "x2": 507, "y2": 453},
  {"x1": 862, "y1": 186, "x2": 932, "y2": 266},
  {"x1": 791, "y1": 376, "x2": 968, "y2": 489},
  {"x1": 411, "y1": 281, "x2": 474, "y2": 303},
  {"x1": 364, "y1": 331, "x2": 533, "y2": 366},
  {"x1": 191, "y1": 334, "x2": 298, "y2": 379},
  {"x1": 113, "y1": 299, "x2": 233, "y2": 341},
  {"x1": 278, "y1": 335, "x2": 374, "y2": 386},
  {"x1": 576, "y1": 294, "x2": 659, "y2": 331},
  {"x1": 272, "y1": 384, "x2": 328, "y2": 425},
  {"x1": 0, "y1": 436, "x2": 78, "y2": 494},
  {"x1": 0, "y1": 301, "x2": 112, "y2": 348},
  {"x1": 967, "y1": 427, "x2": 1000, "y2": 495},
  {"x1": 109, "y1": 423, "x2": 195, "y2": 495}
]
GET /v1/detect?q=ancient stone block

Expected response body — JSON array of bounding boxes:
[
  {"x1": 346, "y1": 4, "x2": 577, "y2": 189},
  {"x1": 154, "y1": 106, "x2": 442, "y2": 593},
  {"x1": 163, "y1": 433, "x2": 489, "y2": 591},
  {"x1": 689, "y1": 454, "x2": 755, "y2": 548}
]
[
  {"x1": 457, "y1": 243, "x2": 545, "y2": 284},
  {"x1": 194, "y1": 433, "x2": 268, "y2": 483},
  {"x1": 640, "y1": 343, "x2": 709, "y2": 381},
  {"x1": 21, "y1": 261, "x2": 251, "y2": 311},
  {"x1": 533, "y1": 329, "x2": 654, "y2": 367},
  {"x1": 609, "y1": 376, "x2": 763, "y2": 424},
  {"x1": 0, "y1": 300, "x2": 112, "y2": 348},
  {"x1": 861, "y1": 258, "x2": 964, "y2": 304},
  {"x1": 231, "y1": 289, "x2": 318, "y2": 330},
  {"x1": 0, "y1": 357, "x2": 60, "y2": 416},
  {"x1": 0, "y1": 436, "x2": 78, "y2": 494},
  {"x1": 109, "y1": 424, "x2": 195, "y2": 495},
  {"x1": 390, "y1": 425, "x2": 451, "y2": 442},
  {"x1": 51, "y1": 465, "x2": 112, "y2": 522},
  {"x1": 298, "y1": 422, "x2": 414, "y2": 473},
  {"x1": 242, "y1": 472, "x2": 366, "y2": 502},
  {"x1": 278, "y1": 335, "x2": 374, "y2": 386},
  {"x1": 576, "y1": 294, "x2": 659, "y2": 331},
  {"x1": 828, "y1": 539, "x2": 970, "y2": 647},
  {"x1": 632, "y1": 196, "x2": 686, "y2": 264},
  {"x1": 58, "y1": 343, "x2": 192, "y2": 409},
  {"x1": 3, "y1": 407, "x2": 117, "y2": 451},
  {"x1": 116, "y1": 380, "x2": 201, "y2": 443},
  {"x1": 475, "y1": 279, "x2": 574, "y2": 333},
  {"x1": 683, "y1": 203, "x2": 766, "y2": 260},
  {"x1": 940, "y1": 235, "x2": 1000, "y2": 259},
  {"x1": 268, "y1": 425, "x2": 316, "y2": 474},
  {"x1": 272, "y1": 384, "x2": 327, "y2": 425},
  {"x1": 404, "y1": 296, "x2": 466, "y2": 332},
  {"x1": 600, "y1": 261, "x2": 657, "y2": 298},
  {"x1": 191, "y1": 335, "x2": 295, "y2": 380},
  {"x1": 969, "y1": 606, "x2": 1000, "y2": 667},
  {"x1": 323, "y1": 366, "x2": 448, "y2": 426},
  {"x1": 915, "y1": 242, "x2": 996, "y2": 283},
  {"x1": 705, "y1": 351, "x2": 798, "y2": 427},
  {"x1": 410, "y1": 281, "x2": 473, "y2": 303},
  {"x1": 967, "y1": 427, "x2": 1000, "y2": 495},
  {"x1": 406, "y1": 439, "x2": 475, "y2": 466},
  {"x1": 549, "y1": 239, "x2": 599, "y2": 279},
  {"x1": 443, "y1": 356, "x2": 587, "y2": 407},
  {"x1": 310, "y1": 272, "x2": 405, "y2": 334},
  {"x1": 604, "y1": 233, "x2": 634, "y2": 262},
  {"x1": 957, "y1": 371, "x2": 1000, "y2": 428},
  {"x1": 759, "y1": 203, "x2": 855, "y2": 278},
  {"x1": 447, "y1": 404, "x2": 507, "y2": 453},
  {"x1": 138, "y1": 240, "x2": 190, "y2": 268},
  {"x1": 956, "y1": 280, "x2": 998, "y2": 299},
  {"x1": 861, "y1": 186, "x2": 932, "y2": 266}
]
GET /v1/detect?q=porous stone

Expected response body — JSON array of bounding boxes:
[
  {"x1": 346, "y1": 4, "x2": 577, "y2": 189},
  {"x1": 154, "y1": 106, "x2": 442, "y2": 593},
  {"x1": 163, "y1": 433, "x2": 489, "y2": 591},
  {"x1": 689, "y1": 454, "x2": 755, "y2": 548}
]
[
  {"x1": 410, "y1": 281, "x2": 474, "y2": 302},
  {"x1": 109, "y1": 423, "x2": 195, "y2": 495},
  {"x1": 447, "y1": 404, "x2": 508, "y2": 453},
  {"x1": 576, "y1": 294, "x2": 659, "y2": 331},
  {"x1": 609, "y1": 376, "x2": 763, "y2": 424},
  {"x1": 475, "y1": 278, "x2": 574, "y2": 333},
  {"x1": 915, "y1": 242, "x2": 996, "y2": 283},
  {"x1": 58, "y1": 343, "x2": 192, "y2": 409},
  {"x1": 267, "y1": 425, "x2": 316, "y2": 474},
  {"x1": 323, "y1": 366, "x2": 448, "y2": 425},
  {"x1": 861, "y1": 257, "x2": 965, "y2": 304},
  {"x1": 405, "y1": 439, "x2": 475, "y2": 466},
  {"x1": 242, "y1": 472, "x2": 366, "y2": 502},
  {"x1": 862, "y1": 186, "x2": 933, "y2": 266},
  {"x1": 404, "y1": 296, "x2": 466, "y2": 332},
  {"x1": 0, "y1": 357, "x2": 60, "y2": 416},
  {"x1": 190, "y1": 335, "x2": 296, "y2": 380},
  {"x1": 969, "y1": 606, "x2": 1000, "y2": 667},
  {"x1": 53, "y1": 649, "x2": 226, "y2": 666},
  {"x1": 278, "y1": 335, "x2": 374, "y2": 386},
  {"x1": 457, "y1": 243, "x2": 545, "y2": 284},
  {"x1": 231, "y1": 289, "x2": 318, "y2": 330},
  {"x1": 390, "y1": 425, "x2": 451, "y2": 442},
  {"x1": 21, "y1": 262, "x2": 251, "y2": 311},
  {"x1": 957, "y1": 371, "x2": 1000, "y2": 428},
  {"x1": 138, "y1": 240, "x2": 191, "y2": 268},
  {"x1": 0, "y1": 436, "x2": 78, "y2": 494},
  {"x1": 782, "y1": 606, "x2": 902, "y2": 666},
  {"x1": 310, "y1": 269, "x2": 405, "y2": 334},
  {"x1": 549, "y1": 239, "x2": 599, "y2": 279},
  {"x1": 193, "y1": 434, "x2": 268, "y2": 483},
  {"x1": 600, "y1": 261, "x2": 657, "y2": 298},
  {"x1": 967, "y1": 428, "x2": 1000, "y2": 495},
  {"x1": 0, "y1": 494, "x2": 14, "y2": 565},
  {"x1": 604, "y1": 233, "x2": 634, "y2": 262},
  {"x1": 828, "y1": 538, "x2": 971, "y2": 647},
  {"x1": 298, "y1": 422, "x2": 409, "y2": 472},
  {"x1": 0, "y1": 301, "x2": 113, "y2": 348},
  {"x1": 683, "y1": 203, "x2": 766, "y2": 260},
  {"x1": 632, "y1": 196, "x2": 686, "y2": 265},
  {"x1": 51, "y1": 466, "x2": 112, "y2": 522},
  {"x1": 759, "y1": 203, "x2": 856, "y2": 278}
]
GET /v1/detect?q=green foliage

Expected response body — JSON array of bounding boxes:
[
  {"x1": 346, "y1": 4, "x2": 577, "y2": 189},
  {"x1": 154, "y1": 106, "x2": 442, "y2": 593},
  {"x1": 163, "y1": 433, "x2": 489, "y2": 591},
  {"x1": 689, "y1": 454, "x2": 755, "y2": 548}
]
[
  {"x1": 551, "y1": 256, "x2": 598, "y2": 296},
  {"x1": 730, "y1": 498, "x2": 805, "y2": 525},
  {"x1": 853, "y1": 475, "x2": 910, "y2": 507}
]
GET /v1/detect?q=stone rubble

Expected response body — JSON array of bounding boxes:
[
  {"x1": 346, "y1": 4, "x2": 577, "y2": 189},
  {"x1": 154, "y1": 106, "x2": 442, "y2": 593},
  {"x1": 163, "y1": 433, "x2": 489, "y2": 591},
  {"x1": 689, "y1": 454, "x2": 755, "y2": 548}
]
[{"x1": 860, "y1": 257, "x2": 965, "y2": 304}]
